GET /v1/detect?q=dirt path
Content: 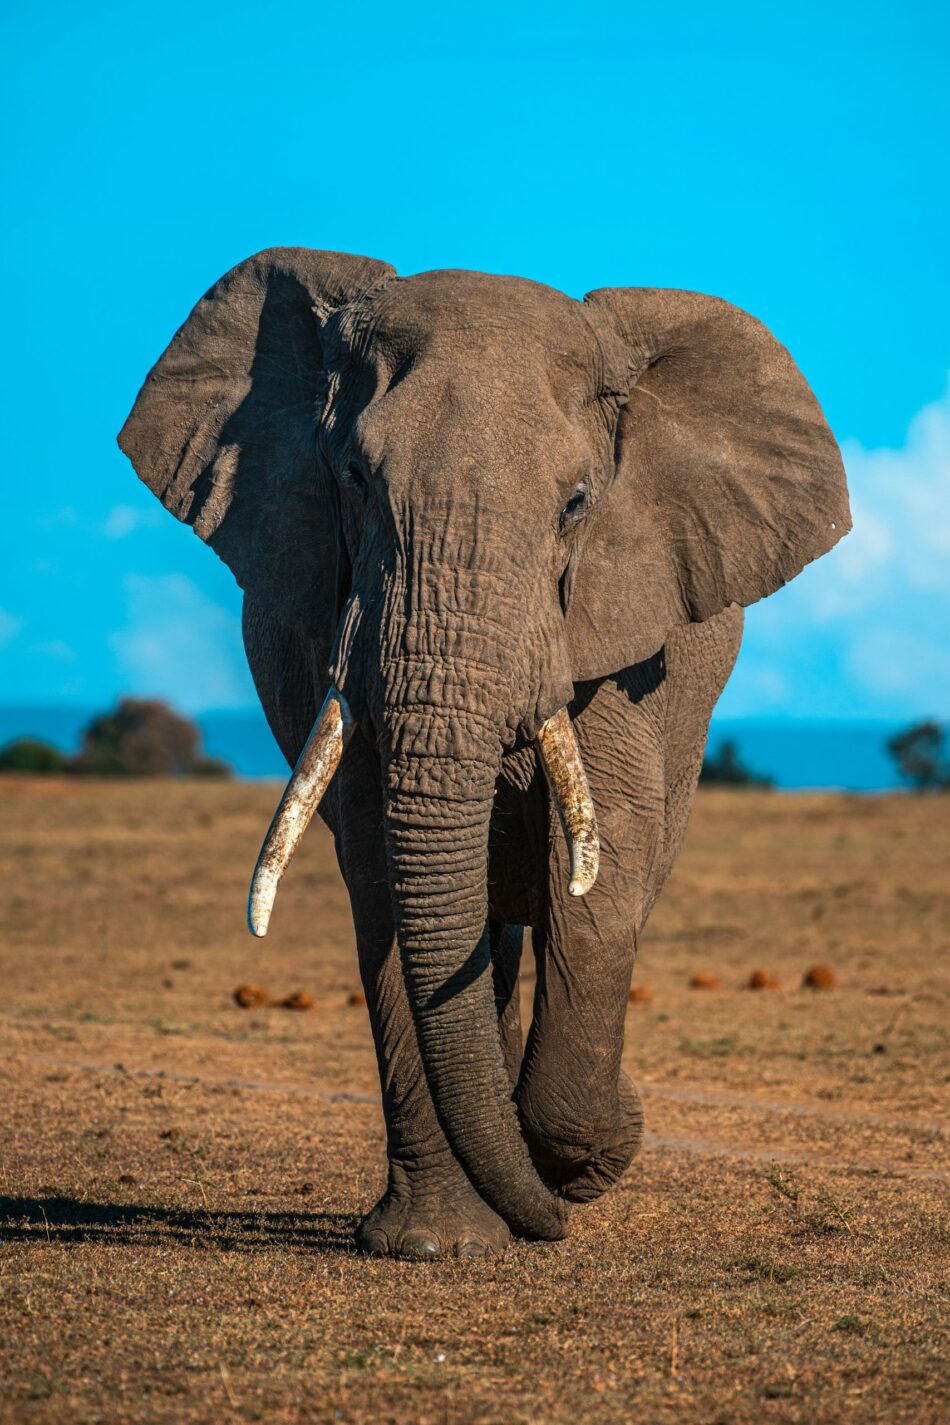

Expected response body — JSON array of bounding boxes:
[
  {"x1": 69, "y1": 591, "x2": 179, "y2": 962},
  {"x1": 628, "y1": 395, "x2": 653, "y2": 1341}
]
[{"x1": 1, "y1": 780, "x2": 947, "y2": 1423}]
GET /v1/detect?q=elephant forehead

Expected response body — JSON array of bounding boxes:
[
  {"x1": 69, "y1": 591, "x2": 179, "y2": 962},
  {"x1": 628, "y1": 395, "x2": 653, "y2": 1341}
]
[
  {"x1": 352, "y1": 269, "x2": 601, "y2": 375},
  {"x1": 355, "y1": 364, "x2": 592, "y2": 479}
]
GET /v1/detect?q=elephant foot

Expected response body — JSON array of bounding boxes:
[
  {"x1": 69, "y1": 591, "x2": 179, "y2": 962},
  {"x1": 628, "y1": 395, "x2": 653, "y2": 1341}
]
[
  {"x1": 357, "y1": 1166, "x2": 511, "y2": 1260},
  {"x1": 521, "y1": 1072, "x2": 644, "y2": 1203}
]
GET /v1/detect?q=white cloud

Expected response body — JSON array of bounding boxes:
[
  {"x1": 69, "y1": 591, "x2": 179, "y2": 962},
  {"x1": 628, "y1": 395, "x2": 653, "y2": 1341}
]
[
  {"x1": 110, "y1": 573, "x2": 257, "y2": 712},
  {"x1": 825, "y1": 386, "x2": 950, "y2": 599},
  {"x1": 0, "y1": 609, "x2": 22, "y2": 647},
  {"x1": 721, "y1": 378, "x2": 950, "y2": 720},
  {"x1": 102, "y1": 504, "x2": 163, "y2": 539}
]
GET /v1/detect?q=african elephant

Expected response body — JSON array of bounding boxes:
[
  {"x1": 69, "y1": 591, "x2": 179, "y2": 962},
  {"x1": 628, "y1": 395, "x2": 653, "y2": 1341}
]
[{"x1": 119, "y1": 249, "x2": 850, "y2": 1257}]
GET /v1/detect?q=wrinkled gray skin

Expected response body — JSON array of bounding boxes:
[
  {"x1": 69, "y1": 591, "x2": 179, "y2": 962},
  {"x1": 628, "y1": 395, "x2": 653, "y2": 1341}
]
[{"x1": 120, "y1": 250, "x2": 850, "y2": 1258}]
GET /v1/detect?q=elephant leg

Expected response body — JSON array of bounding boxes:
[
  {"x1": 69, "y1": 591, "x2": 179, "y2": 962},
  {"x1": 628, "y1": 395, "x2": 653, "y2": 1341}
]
[
  {"x1": 516, "y1": 673, "x2": 666, "y2": 1202},
  {"x1": 336, "y1": 738, "x2": 511, "y2": 1259}
]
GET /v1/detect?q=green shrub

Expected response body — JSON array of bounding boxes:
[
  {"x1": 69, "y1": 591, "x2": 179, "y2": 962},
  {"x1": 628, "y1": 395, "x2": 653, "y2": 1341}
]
[{"x1": 0, "y1": 738, "x2": 68, "y2": 773}]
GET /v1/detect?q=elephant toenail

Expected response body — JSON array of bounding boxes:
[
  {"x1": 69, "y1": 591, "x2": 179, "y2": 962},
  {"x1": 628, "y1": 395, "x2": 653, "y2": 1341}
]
[
  {"x1": 357, "y1": 1229, "x2": 389, "y2": 1256},
  {"x1": 456, "y1": 1239, "x2": 487, "y2": 1258},
  {"x1": 399, "y1": 1231, "x2": 440, "y2": 1259}
]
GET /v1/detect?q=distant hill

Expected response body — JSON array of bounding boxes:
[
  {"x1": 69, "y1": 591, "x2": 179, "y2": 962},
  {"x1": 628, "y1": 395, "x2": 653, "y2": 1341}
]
[
  {"x1": 0, "y1": 705, "x2": 906, "y2": 790},
  {"x1": 704, "y1": 721, "x2": 902, "y2": 792}
]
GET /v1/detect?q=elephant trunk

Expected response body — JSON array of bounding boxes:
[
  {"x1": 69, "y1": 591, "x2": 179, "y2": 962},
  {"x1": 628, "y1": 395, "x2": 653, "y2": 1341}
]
[{"x1": 382, "y1": 707, "x2": 567, "y2": 1240}]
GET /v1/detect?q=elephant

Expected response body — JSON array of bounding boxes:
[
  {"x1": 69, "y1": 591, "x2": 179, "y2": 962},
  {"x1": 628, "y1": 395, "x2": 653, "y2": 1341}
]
[{"x1": 119, "y1": 248, "x2": 850, "y2": 1258}]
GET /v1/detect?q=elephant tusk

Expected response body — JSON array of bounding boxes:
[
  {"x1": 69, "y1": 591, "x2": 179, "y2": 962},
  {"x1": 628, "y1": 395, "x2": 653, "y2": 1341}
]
[
  {"x1": 536, "y1": 707, "x2": 600, "y2": 897},
  {"x1": 247, "y1": 686, "x2": 355, "y2": 937}
]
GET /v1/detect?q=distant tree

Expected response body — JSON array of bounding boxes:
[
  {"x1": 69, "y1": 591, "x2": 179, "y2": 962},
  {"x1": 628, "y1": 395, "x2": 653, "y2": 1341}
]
[
  {"x1": 885, "y1": 721, "x2": 950, "y2": 792},
  {"x1": 700, "y1": 738, "x2": 774, "y2": 789},
  {"x1": 73, "y1": 698, "x2": 231, "y2": 778},
  {"x1": 0, "y1": 737, "x2": 69, "y2": 773}
]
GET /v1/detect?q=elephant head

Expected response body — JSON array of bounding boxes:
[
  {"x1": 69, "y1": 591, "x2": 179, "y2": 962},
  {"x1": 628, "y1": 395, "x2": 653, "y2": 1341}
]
[{"x1": 119, "y1": 248, "x2": 850, "y2": 1240}]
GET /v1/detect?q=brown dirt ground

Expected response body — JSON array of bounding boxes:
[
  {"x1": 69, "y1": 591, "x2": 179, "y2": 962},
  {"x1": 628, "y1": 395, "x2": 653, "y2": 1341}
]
[{"x1": 1, "y1": 779, "x2": 948, "y2": 1424}]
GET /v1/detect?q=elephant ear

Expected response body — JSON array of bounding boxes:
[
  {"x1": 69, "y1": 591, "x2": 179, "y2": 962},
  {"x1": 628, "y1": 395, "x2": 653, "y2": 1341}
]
[
  {"x1": 567, "y1": 287, "x2": 851, "y2": 679},
  {"x1": 118, "y1": 247, "x2": 395, "y2": 639}
]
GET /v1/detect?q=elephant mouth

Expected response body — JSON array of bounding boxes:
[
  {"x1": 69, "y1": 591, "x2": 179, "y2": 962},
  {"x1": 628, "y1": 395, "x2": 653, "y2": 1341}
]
[{"x1": 247, "y1": 686, "x2": 599, "y2": 938}]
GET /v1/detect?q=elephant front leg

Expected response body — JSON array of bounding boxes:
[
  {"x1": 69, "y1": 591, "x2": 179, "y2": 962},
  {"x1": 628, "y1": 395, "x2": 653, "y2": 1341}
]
[
  {"x1": 335, "y1": 747, "x2": 510, "y2": 1259},
  {"x1": 516, "y1": 913, "x2": 646, "y2": 1203},
  {"x1": 515, "y1": 689, "x2": 663, "y2": 1202},
  {"x1": 354, "y1": 928, "x2": 512, "y2": 1258}
]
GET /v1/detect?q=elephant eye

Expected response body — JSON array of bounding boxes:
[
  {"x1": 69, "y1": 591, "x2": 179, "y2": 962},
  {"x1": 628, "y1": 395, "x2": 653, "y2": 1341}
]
[
  {"x1": 559, "y1": 482, "x2": 590, "y2": 532},
  {"x1": 341, "y1": 461, "x2": 368, "y2": 498}
]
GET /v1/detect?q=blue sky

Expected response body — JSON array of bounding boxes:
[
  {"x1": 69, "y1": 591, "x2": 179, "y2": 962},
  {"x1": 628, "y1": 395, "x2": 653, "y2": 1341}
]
[{"x1": 2, "y1": 1, "x2": 947, "y2": 721}]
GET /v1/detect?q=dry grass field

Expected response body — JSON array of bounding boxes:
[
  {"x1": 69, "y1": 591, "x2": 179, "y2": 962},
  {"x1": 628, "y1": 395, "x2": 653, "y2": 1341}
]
[{"x1": 1, "y1": 778, "x2": 947, "y2": 1424}]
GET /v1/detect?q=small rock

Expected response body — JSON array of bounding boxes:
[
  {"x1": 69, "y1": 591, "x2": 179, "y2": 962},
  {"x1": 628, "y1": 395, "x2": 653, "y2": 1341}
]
[
  {"x1": 628, "y1": 985, "x2": 653, "y2": 1004},
  {"x1": 747, "y1": 969, "x2": 781, "y2": 990},
  {"x1": 280, "y1": 990, "x2": 315, "y2": 1011},
  {"x1": 803, "y1": 964, "x2": 837, "y2": 990},
  {"x1": 689, "y1": 971, "x2": 721, "y2": 990},
  {"x1": 234, "y1": 984, "x2": 271, "y2": 1009},
  {"x1": 118, "y1": 1173, "x2": 137, "y2": 1186},
  {"x1": 872, "y1": 1042, "x2": 887, "y2": 1055},
  {"x1": 347, "y1": 991, "x2": 367, "y2": 1008}
]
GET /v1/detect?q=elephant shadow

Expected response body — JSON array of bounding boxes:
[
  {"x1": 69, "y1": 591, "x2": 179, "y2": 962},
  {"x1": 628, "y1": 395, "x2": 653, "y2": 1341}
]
[{"x1": 0, "y1": 1194, "x2": 358, "y2": 1255}]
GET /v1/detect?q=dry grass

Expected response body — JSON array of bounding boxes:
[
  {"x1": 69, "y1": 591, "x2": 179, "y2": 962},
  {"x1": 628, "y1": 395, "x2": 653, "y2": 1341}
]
[{"x1": 1, "y1": 779, "x2": 948, "y2": 1423}]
